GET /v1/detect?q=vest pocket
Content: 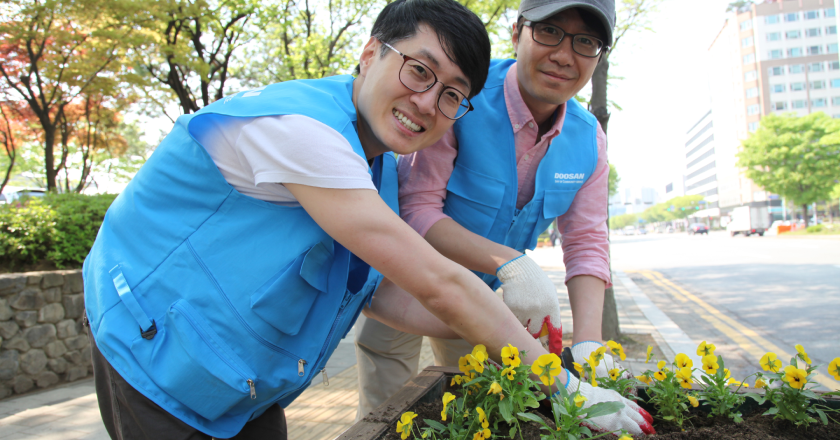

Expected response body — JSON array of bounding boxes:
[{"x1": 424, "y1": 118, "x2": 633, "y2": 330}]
[
  {"x1": 542, "y1": 189, "x2": 578, "y2": 219},
  {"x1": 444, "y1": 163, "x2": 506, "y2": 238},
  {"x1": 130, "y1": 299, "x2": 256, "y2": 422},
  {"x1": 250, "y1": 242, "x2": 333, "y2": 336}
]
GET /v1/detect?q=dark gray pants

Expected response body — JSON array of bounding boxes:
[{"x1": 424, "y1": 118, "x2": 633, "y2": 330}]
[{"x1": 89, "y1": 327, "x2": 287, "y2": 440}]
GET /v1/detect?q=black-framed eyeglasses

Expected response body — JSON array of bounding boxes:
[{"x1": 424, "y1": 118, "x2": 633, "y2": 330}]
[
  {"x1": 382, "y1": 42, "x2": 473, "y2": 120},
  {"x1": 523, "y1": 20, "x2": 608, "y2": 58}
]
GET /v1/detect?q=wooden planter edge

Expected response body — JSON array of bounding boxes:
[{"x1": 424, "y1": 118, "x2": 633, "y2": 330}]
[{"x1": 337, "y1": 367, "x2": 460, "y2": 439}]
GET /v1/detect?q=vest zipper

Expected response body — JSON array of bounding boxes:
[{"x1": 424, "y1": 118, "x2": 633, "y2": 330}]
[
  {"x1": 172, "y1": 301, "x2": 257, "y2": 400},
  {"x1": 247, "y1": 379, "x2": 256, "y2": 400},
  {"x1": 298, "y1": 359, "x2": 306, "y2": 377},
  {"x1": 320, "y1": 368, "x2": 329, "y2": 386}
]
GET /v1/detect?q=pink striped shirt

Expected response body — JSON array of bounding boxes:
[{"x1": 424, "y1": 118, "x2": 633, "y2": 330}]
[{"x1": 397, "y1": 63, "x2": 611, "y2": 286}]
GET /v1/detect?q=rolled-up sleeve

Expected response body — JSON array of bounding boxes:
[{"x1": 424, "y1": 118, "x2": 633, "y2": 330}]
[
  {"x1": 557, "y1": 123, "x2": 611, "y2": 287},
  {"x1": 397, "y1": 127, "x2": 459, "y2": 237}
]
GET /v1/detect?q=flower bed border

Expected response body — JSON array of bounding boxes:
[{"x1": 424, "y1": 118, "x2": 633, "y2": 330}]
[{"x1": 338, "y1": 366, "x2": 840, "y2": 440}]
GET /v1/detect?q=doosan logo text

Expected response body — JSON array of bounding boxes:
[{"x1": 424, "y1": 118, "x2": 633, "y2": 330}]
[{"x1": 554, "y1": 173, "x2": 585, "y2": 180}]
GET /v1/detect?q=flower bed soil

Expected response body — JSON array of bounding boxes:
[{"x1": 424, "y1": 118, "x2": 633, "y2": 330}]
[{"x1": 338, "y1": 367, "x2": 840, "y2": 440}]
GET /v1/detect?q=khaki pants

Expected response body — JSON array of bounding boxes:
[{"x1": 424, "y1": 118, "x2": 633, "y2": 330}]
[{"x1": 354, "y1": 315, "x2": 473, "y2": 420}]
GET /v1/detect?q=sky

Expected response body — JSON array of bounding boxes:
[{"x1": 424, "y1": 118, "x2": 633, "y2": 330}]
[{"x1": 599, "y1": 0, "x2": 736, "y2": 197}]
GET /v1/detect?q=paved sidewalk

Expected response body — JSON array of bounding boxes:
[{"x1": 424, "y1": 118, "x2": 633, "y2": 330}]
[{"x1": 0, "y1": 249, "x2": 680, "y2": 439}]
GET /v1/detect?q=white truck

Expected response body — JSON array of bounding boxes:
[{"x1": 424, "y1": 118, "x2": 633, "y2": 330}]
[{"x1": 726, "y1": 206, "x2": 770, "y2": 237}]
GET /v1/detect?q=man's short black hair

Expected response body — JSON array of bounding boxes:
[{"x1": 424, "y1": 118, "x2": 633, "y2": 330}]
[{"x1": 368, "y1": 0, "x2": 491, "y2": 99}]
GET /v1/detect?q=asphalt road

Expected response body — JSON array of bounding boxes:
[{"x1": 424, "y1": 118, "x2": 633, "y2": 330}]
[{"x1": 609, "y1": 230, "x2": 840, "y2": 390}]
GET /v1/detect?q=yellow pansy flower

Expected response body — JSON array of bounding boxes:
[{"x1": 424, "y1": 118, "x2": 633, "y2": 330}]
[
  {"x1": 609, "y1": 368, "x2": 621, "y2": 381},
  {"x1": 501, "y1": 343, "x2": 521, "y2": 367},
  {"x1": 760, "y1": 352, "x2": 781, "y2": 372},
  {"x1": 451, "y1": 375, "x2": 464, "y2": 387},
  {"x1": 727, "y1": 378, "x2": 742, "y2": 387},
  {"x1": 473, "y1": 428, "x2": 491, "y2": 440},
  {"x1": 696, "y1": 341, "x2": 716, "y2": 357},
  {"x1": 501, "y1": 366, "x2": 516, "y2": 381},
  {"x1": 701, "y1": 355, "x2": 719, "y2": 375},
  {"x1": 396, "y1": 412, "x2": 417, "y2": 440},
  {"x1": 606, "y1": 340, "x2": 627, "y2": 361},
  {"x1": 472, "y1": 345, "x2": 488, "y2": 364},
  {"x1": 724, "y1": 368, "x2": 731, "y2": 380},
  {"x1": 654, "y1": 370, "x2": 667, "y2": 381},
  {"x1": 573, "y1": 362, "x2": 585, "y2": 376},
  {"x1": 476, "y1": 407, "x2": 489, "y2": 428},
  {"x1": 590, "y1": 346, "x2": 607, "y2": 365},
  {"x1": 657, "y1": 360, "x2": 667, "y2": 371},
  {"x1": 754, "y1": 377, "x2": 767, "y2": 389},
  {"x1": 645, "y1": 345, "x2": 654, "y2": 363},
  {"x1": 676, "y1": 367, "x2": 693, "y2": 389},
  {"x1": 687, "y1": 395, "x2": 699, "y2": 408},
  {"x1": 619, "y1": 436, "x2": 633, "y2": 440},
  {"x1": 795, "y1": 344, "x2": 812, "y2": 365},
  {"x1": 531, "y1": 353, "x2": 562, "y2": 386},
  {"x1": 458, "y1": 356, "x2": 473, "y2": 375},
  {"x1": 784, "y1": 365, "x2": 808, "y2": 389},
  {"x1": 636, "y1": 374, "x2": 652, "y2": 385},
  {"x1": 674, "y1": 353, "x2": 693, "y2": 369},
  {"x1": 488, "y1": 381, "x2": 503, "y2": 398},
  {"x1": 574, "y1": 395, "x2": 587, "y2": 408},
  {"x1": 441, "y1": 392, "x2": 456, "y2": 421},
  {"x1": 829, "y1": 358, "x2": 840, "y2": 381}
]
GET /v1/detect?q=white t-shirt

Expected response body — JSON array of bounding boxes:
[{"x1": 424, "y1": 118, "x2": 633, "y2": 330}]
[{"x1": 192, "y1": 113, "x2": 376, "y2": 206}]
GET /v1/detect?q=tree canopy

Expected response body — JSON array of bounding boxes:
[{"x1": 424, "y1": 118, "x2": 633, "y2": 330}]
[{"x1": 738, "y1": 112, "x2": 840, "y2": 226}]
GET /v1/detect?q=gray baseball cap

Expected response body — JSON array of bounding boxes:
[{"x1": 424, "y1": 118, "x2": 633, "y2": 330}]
[{"x1": 518, "y1": 0, "x2": 615, "y2": 47}]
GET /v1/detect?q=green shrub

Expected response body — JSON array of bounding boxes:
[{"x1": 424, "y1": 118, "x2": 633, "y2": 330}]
[
  {"x1": 806, "y1": 224, "x2": 824, "y2": 233},
  {"x1": 0, "y1": 193, "x2": 116, "y2": 270}
]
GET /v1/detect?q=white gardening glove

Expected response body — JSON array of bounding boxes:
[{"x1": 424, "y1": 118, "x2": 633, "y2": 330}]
[
  {"x1": 562, "y1": 370, "x2": 656, "y2": 435},
  {"x1": 571, "y1": 341, "x2": 633, "y2": 384},
  {"x1": 497, "y1": 255, "x2": 563, "y2": 355}
]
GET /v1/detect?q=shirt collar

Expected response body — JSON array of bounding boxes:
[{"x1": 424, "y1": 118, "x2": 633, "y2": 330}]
[{"x1": 503, "y1": 61, "x2": 566, "y2": 138}]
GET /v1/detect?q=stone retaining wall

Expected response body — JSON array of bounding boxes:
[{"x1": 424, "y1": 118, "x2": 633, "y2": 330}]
[{"x1": 0, "y1": 270, "x2": 89, "y2": 399}]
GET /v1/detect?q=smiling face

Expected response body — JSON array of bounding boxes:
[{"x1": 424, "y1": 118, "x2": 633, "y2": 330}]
[
  {"x1": 512, "y1": 8, "x2": 601, "y2": 122},
  {"x1": 353, "y1": 24, "x2": 471, "y2": 160}
]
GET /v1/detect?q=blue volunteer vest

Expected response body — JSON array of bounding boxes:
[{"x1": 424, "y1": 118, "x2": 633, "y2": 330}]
[
  {"x1": 83, "y1": 75, "x2": 398, "y2": 438},
  {"x1": 445, "y1": 59, "x2": 598, "y2": 289}
]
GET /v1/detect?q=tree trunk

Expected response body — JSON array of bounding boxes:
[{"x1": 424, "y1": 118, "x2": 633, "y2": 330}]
[
  {"x1": 802, "y1": 204, "x2": 809, "y2": 228},
  {"x1": 43, "y1": 126, "x2": 57, "y2": 192},
  {"x1": 589, "y1": 53, "x2": 620, "y2": 341}
]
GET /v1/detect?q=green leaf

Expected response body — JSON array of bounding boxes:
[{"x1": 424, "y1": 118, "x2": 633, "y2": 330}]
[
  {"x1": 523, "y1": 395, "x2": 540, "y2": 409},
  {"x1": 553, "y1": 400, "x2": 570, "y2": 417},
  {"x1": 499, "y1": 397, "x2": 513, "y2": 422},
  {"x1": 765, "y1": 407, "x2": 778, "y2": 415},
  {"x1": 815, "y1": 408, "x2": 828, "y2": 425},
  {"x1": 745, "y1": 393, "x2": 765, "y2": 405},
  {"x1": 801, "y1": 390, "x2": 820, "y2": 400},
  {"x1": 423, "y1": 419, "x2": 447, "y2": 431},
  {"x1": 583, "y1": 401, "x2": 624, "y2": 418},
  {"x1": 663, "y1": 416, "x2": 674, "y2": 421},
  {"x1": 516, "y1": 412, "x2": 547, "y2": 427},
  {"x1": 509, "y1": 426, "x2": 517, "y2": 438}
]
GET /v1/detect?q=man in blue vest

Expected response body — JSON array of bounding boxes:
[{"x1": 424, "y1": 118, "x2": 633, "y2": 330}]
[
  {"x1": 356, "y1": 0, "x2": 648, "y2": 433},
  {"x1": 81, "y1": 1, "x2": 625, "y2": 438}
]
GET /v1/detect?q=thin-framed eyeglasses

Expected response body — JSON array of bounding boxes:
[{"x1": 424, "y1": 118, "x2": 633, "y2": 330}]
[
  {"x1": 523, "y1": 20, "x2": 608, "y2": 58},
  {"x1": 382, "y1": 42, "x2": 473, "y2": 120}
]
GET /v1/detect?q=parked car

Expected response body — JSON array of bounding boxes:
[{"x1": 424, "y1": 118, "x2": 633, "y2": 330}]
[
  {"x1": 688, "y1": 223, "x2": 709, "y2": 235},
  {"x1": 0, "y1": 188, "x2": 46, "y2": 204}
]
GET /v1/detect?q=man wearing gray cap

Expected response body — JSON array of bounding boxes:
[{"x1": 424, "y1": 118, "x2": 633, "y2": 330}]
[{"x1": 355, "y1": 0, "x2": 656, "y2": 435}]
